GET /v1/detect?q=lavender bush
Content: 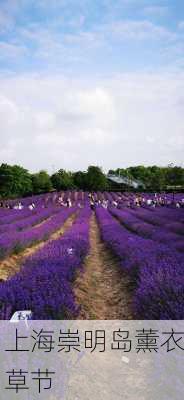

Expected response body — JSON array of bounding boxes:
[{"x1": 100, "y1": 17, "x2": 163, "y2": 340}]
[
  {"x1": 0, "y1": 208, "x2": 76, "y2": 259},
  {"x1": 110, "y1": 208, "x2": 184, "y2": 252},
  {"x1": 0, "y1": 206, "x2": 91, "y2": 319},
  {"x1": 96, "y1": 207, "x2": 184, "y2": 319},
  {"x1": 0, "y1": 206, "x2": 60, "y2": 234}
]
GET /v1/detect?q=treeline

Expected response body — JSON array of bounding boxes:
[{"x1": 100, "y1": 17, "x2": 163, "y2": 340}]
[
  {"x1": 0, "y1": 163, "x2": 183, "y2": 199},
  {"x1": 0, "y1": 164, "x2": 107, "y2": 199},
  {"x1": 109, "y1": 165, "x2": 184, "y2": 191}
]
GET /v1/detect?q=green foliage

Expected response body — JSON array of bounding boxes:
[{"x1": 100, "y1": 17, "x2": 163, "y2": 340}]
[
  {"x1": 165, "y1": 165, "x2": 184, "y2": 186},
  {"x1": 86, "y1": 166, "x2": 108, "y2": 191},
  {"x1": 109, "y1": 165, "x2": 184, "y2": 191},
  {"x1": 32, "y1": 170, "x2": 52, "y2": 194},
  {"x1": 51, "y1": 169, "x2": 74, "y2": 190},
  {"x1": 0, "y1": 163, "x2": 32, "y2": 198},
  {"x1": 51, "y1": 166, "x2": 108, "y2": 191},
  {"x1": 72, "y1": 171, "x2": 87, "y2": 190},
  {"x1": 0, "y1": 163, "x2": 183, "y2": 199}
]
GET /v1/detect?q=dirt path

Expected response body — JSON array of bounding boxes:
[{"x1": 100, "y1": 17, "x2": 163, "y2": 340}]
[
  {"x1": 0, "y1": 212, "x2": 77, "y2": 281},
  {"x1": 74, "y1": 213, "x2": 134, "y2": 319}
]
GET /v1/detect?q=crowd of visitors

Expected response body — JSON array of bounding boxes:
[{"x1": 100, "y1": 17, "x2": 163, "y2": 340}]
[
  {"x1": 0, "y1": 201, "x2": 36, "y2": 210},
  {"x1": 132, "y1": 194, "x2": 184, "y2": 208},
  {"x1": 88, "y1": 192, "x2": 184, "y2": 210},
  {"x1": 0, "y1": 192, "x2": 184, "y2": 211},
  {"x1": 57, "y1": 195, "x2": 73, "y2": 208}
]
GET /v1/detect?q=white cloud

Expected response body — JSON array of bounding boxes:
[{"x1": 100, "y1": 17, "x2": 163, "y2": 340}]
[
  {"x1": 107, "y1": 20, "x2": 177, "y2": 42},
  {"x1": 0, "y1": 72, "x2": 184, "y2": 172},
  {"x1": 0, "y1": 17, "x2": 177, "y2": 73},
  {"x1": 0, "y1": 41, "x2": 27, "y2": 59}
]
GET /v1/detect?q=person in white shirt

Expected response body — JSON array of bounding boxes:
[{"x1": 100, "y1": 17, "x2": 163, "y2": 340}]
[
  {"x1": 28, "y1": 203, "x2": 34, "y2": 210},
  {"x1": 147, "y1": 199, "x2": 152, "y2": 206}
]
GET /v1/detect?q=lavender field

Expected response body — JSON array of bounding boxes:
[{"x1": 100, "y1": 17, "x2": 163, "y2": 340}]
[{"x1": 0, "y1": 191, "x2": 183, "y2": 320}]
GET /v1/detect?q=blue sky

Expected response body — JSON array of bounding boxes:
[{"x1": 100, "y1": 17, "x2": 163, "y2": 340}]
[
  {"x1": 0, "y1": 0, "x2": 184, "y2": 172},
  {"x1": 1, "y1": 0, "x2": 184, "y2": 75}
]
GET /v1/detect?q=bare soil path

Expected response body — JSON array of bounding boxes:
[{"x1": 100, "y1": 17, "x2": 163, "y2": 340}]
[
  {"x1": 74, "y1": 212, "x2": 134, "y2": 319},
  {"x1": 0, "y1": 212, "x2": 77, "y2": 281}
]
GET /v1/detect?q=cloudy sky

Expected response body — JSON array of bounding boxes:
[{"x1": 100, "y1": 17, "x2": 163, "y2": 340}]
[{"x1": 0, "y1": 0, "x2": 184, "y2": 173}]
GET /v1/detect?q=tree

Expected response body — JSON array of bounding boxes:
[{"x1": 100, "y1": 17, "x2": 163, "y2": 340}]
[
  {"x1": 86, "y1": 166, "x2": 108, "y2": 191},
  {"x1": 0, "y1": 163, "x2": 32, "y2": 198},
  {"x1": 32, "y1": 170, "x2": 52, "y2": 194},
  {"x1": 166, "y1": 165, "x2": 184, "y2": 187},
  {"x1": 72, "y1": 171, "x2": 87, "y2": 190},
  {"x1": 51, "y1": 169, "x2": 74, "y2": 190},
  {"x1": 148, "y1": 166, "x2": 166, "y2": 191},
  {"x1": 127, "y1": 166, "x2": 149, "y2": 183}
]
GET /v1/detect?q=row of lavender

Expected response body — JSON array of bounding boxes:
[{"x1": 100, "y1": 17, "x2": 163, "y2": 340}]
[
  {"x1": 96, "y1": 207, "x2": 184, "y2": 319},
  {"x1": 110, "y1": 208, "x2": 184, "y2": 253},
  {"x1": 0, "y1": 207, "x2": 76, "y2": 260},
  {"x1": 0, "y1": 191, "x2": 183, "y2": 320},
  {"x1": 0, "y1": 206, "x2": 59, "y2": 234},
  {"x1": 0, "y1": 206, "x2": 91, "y2": 319}
]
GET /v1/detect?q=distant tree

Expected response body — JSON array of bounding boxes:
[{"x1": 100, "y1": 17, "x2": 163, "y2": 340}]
[
  {"x1": 0, "y1": 162, "x2": 183, "y2": 198},
  {"x1": 147, "y1": 166, "x2": 166, "y2": 191},
  {"x1": 86, "y1": 166, "x2": 108, "y2": 191},
  {"x1": 51, "y1": 169, "x2": 74, "y2": 190},
  {"x1": 0, "y1": 163, "x2": 32, "y2": 198},
  {"x1": 166, "y1": 165, "x2": 184, "y2": 186},
  {"x1": 72, "y1": 171, "x2": 87, "y2": 190},
  {"x1": 32, "y1": 170, "x2": 52, "y2": 194},
  {"x1": 127, "y1": 166, "x2": 149, "y2": 182},
  {"x1": 112, "y1": 165, "x2": 184, "y2": 191}
]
